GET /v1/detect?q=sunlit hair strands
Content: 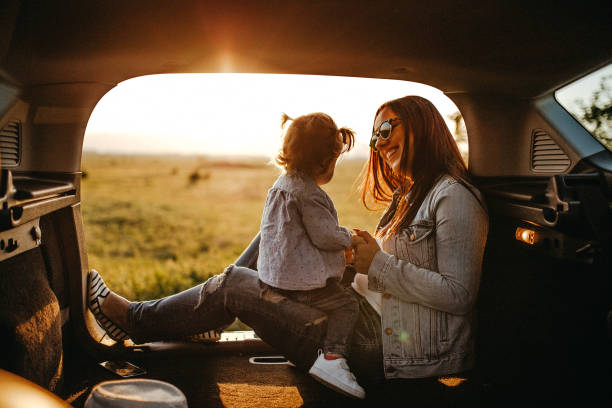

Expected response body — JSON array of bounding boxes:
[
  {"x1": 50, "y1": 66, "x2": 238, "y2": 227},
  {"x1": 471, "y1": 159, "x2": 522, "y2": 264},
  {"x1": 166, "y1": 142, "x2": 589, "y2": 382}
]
[
  {"x1": 275, "y1": 112, "x2": 355, "y2": 178},
  {"x1": 360, "y1": 95, "x2": 469, "y2": 238}
]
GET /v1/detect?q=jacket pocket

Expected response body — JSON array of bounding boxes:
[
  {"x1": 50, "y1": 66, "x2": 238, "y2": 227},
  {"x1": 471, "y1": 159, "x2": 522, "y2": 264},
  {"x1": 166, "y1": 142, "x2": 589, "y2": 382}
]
[
  {"x1": 429, "y1": 310, "x2": 449, "y2": 359},
  {"x1": 396, "y1": 219, "x2": 435, "y2": 268},
  {"x1": 438, "y1": 310, "x2": 448, "y2": 343},
  {"x1": 440, "y1": 312, "x2": 448, "y2": 341}
]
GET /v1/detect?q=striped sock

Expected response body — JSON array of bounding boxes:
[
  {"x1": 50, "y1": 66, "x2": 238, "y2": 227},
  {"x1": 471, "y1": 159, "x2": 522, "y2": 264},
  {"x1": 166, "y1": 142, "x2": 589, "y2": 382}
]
[{"x1": 87, "y1": 269, "x2": 129, "y2": 342}]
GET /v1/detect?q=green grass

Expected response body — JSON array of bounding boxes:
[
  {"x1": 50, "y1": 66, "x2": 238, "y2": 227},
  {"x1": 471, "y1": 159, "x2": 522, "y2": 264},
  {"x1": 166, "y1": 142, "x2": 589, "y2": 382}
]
[{"x1": 81, "y1": 153, "x2": 382, "y2": 302}]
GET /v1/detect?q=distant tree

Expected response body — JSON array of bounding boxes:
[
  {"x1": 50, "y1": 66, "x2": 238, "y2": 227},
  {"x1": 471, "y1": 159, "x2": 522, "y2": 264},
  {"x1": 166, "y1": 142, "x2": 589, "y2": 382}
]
[
  {"x1": 188, "y1": 167, "x2": 210, "y2": 185},
  {"x1": 448, "y1": 111, "x2": 468, "y2": 163},
  {"x1": 448, "y1": 111, "x2": 467, "y2": 142},
  {"x1": 575, "y1": 74, "x2": 612, "y2": 150}
]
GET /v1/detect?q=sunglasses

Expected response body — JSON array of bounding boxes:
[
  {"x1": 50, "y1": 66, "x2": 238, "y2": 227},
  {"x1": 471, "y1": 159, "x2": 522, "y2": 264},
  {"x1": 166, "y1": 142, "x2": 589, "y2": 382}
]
[{"x1": 369, "y1": 118, "x2": 401, "y2": 152}]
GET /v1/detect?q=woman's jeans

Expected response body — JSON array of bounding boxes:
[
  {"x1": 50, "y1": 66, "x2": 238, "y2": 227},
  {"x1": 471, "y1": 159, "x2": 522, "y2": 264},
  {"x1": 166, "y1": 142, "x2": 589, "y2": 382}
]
[{"x1": 125, "y1": 265, "x2": 384, "y2": 384}]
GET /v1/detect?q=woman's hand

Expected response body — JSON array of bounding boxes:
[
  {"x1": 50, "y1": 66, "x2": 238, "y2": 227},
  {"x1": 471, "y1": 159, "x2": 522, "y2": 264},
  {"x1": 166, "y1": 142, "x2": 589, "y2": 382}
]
[{"x1": 352, "y1": 229, "x2": 380, "y2": 275}]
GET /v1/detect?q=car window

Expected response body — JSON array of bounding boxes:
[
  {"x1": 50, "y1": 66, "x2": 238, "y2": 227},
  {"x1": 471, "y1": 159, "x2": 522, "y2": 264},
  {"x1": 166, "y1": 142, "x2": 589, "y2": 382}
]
[
  {"x1": 82, "y1": 74, "x2": 466, "y2": 305},
  {"x1": 555, "y1": 63, "x2": 612, "y2": 152}
]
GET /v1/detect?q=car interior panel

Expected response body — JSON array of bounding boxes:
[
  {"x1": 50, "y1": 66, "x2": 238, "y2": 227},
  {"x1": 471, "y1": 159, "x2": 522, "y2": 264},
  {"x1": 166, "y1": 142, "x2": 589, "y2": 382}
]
[{"x1": 1, "y1": 1, "x2": 610, "y2": 406}]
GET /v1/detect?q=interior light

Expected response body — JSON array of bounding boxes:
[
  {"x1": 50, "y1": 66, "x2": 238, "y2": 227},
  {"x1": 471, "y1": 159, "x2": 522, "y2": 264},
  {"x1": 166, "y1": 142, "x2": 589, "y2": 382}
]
[
  {"x1": 515, "y1": 227, "x2": 535, "y2": 245},
  {"x1": 438, "y1": 377, "x2": 467, "y2": 387}
]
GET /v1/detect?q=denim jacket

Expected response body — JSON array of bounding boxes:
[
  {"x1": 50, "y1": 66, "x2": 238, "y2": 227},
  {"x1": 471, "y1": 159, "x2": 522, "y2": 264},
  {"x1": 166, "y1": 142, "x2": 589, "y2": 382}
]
[{"x1": 368, "y1": 176, "x2": 488, "y2": 379}]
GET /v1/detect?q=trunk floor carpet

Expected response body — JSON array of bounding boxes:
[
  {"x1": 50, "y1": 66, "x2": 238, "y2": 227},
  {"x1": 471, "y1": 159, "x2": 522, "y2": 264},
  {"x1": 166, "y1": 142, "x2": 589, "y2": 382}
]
[
  {"x1": 60, "y1": 339, "x2": 484, "y2": 407},
  {"x1": 61, "y1": 340, "x2": 370, "y2": 407}
]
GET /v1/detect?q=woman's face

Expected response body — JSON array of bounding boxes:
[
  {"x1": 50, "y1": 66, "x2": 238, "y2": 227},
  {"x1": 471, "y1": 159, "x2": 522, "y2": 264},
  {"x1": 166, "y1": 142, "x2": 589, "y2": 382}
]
[{"x1": 373, "y1": 107, "x2": 411, "y2": 176}]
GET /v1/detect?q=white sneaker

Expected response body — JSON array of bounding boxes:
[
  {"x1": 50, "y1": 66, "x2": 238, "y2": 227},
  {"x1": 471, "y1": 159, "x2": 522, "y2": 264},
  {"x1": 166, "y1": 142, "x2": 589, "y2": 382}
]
[{"x1": 308, "y1": 353, "x2": 365, "y2": 399}]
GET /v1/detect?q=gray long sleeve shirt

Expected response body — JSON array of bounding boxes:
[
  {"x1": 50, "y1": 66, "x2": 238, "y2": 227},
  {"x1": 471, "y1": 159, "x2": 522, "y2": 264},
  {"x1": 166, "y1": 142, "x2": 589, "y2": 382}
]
[{"x1": 257, "y1": 173, "x2": 353, "y2": 290}]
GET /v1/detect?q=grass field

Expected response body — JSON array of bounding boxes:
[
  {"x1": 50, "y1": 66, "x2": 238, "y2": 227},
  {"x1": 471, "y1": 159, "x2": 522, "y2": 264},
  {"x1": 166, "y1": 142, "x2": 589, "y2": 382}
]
[{"x1": 81, "y1": 153, "x2": 382, "y2": 304}]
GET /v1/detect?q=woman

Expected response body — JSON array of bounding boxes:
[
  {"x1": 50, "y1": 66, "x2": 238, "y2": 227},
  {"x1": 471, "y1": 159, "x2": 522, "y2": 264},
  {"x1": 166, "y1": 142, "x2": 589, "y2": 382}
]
[
  {"x1": 351, "y1": 95, "x2": 488, "y2": 382},
  {"x1": 88, "y1": 95, "x2": 488, "y2": 403}
]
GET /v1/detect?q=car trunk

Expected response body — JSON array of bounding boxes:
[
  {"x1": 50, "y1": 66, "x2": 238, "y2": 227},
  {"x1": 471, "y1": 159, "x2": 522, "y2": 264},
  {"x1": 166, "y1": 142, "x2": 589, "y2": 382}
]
[
  {"x1": 2, "y1": 173, "x2": 609, "y2": 406},
  {"x1": 2, "y1": 2, "x2": 611, "y2": 405}
]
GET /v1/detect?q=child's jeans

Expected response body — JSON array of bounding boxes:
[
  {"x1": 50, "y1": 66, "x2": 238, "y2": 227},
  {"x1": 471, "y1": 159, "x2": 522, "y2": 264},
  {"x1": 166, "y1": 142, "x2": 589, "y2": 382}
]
[{"x1": 263, "y1": 279, "x2": 359, "y2": 357}]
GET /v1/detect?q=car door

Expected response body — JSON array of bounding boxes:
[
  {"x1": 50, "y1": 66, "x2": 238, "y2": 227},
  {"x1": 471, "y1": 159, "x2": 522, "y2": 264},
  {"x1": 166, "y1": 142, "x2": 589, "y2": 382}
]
[{"x1": 456, "y1": 63, "x2": 612, "y2": 403}]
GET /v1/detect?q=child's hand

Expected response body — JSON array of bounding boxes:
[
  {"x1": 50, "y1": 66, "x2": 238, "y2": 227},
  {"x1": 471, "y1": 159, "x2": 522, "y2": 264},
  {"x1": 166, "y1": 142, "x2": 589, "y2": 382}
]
[
  {"x1": 344, "y1": 247, "x2": 354, "y2": 264},
  {"x1": 345, "y1": 233, "x2": 366, "y2": 264}
]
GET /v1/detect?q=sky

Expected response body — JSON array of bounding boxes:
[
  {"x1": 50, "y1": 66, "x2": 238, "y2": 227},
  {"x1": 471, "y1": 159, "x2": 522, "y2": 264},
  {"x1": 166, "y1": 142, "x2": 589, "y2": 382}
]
[{"x1": 84, "y1": 74, "x2": 463, "y2": 159}]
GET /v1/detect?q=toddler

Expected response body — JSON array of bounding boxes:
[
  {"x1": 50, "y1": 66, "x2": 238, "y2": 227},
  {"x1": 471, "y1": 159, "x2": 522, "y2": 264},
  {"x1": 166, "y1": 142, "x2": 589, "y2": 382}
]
[{"x1": 257, "y1": 112, "x2": 365, "y2": 399}]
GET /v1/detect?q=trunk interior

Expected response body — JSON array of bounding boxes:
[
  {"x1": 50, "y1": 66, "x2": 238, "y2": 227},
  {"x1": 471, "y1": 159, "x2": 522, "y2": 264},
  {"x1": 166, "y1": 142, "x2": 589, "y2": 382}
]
[{"x1": 1, "y1": 2, "x2": 611, "y2": 406}]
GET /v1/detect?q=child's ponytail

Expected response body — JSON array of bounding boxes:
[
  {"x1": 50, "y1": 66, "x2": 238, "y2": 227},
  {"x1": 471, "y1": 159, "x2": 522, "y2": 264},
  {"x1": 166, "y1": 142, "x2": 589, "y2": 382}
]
[
  {"x1": 276, "y1": 113, "x2": 294, "y2": 169},
  {"x1": 339, "y1": 127, "x2": 355, "y2": 153},
  {"x1": 280, "y1": 113, "x2": 293, "y2": 129}
]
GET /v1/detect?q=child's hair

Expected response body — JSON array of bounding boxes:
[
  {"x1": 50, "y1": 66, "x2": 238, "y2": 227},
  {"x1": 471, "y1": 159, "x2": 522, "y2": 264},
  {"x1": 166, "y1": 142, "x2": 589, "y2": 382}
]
[{"x1": 275, "y1": 112, "x2": 355, "y2": 177}]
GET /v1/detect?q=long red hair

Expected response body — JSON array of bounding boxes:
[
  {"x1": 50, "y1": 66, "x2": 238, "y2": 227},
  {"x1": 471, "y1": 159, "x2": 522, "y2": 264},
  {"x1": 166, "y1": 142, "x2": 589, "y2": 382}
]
[{"x1": 360, "y1": 96, "x2": 468, "y2": 237}]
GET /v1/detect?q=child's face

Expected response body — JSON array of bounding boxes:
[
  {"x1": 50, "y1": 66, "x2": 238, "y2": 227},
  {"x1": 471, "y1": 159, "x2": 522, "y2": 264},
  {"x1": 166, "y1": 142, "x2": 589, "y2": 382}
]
[{"x1": 315, "y1": 157, "x2": 338, "y2": 186}]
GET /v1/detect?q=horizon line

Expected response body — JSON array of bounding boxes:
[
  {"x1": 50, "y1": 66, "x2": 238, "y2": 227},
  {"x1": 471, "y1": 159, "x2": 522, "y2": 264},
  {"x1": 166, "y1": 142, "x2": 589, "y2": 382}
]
[{"x1": 81, "y1": 150, "x2": 370, "y2": 160}]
